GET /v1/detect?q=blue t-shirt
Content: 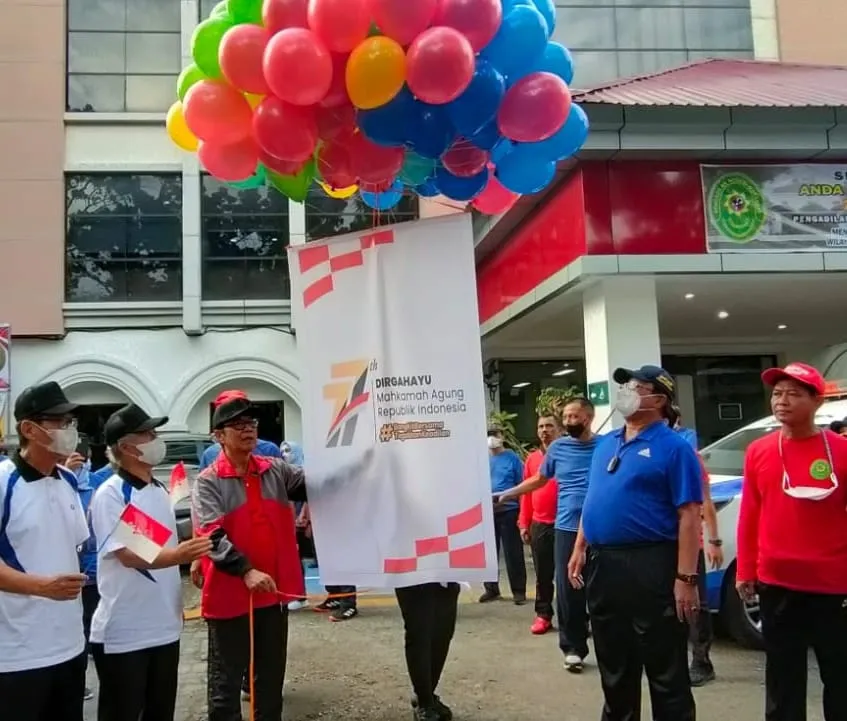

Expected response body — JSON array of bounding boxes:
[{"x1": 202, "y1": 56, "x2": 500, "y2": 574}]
[
  {"x1": 540, "y1": 436, "x2": 599, "y2": 532},
  {"x1": 78, "y1": 466, "x2": 112, "y2": 582},
  {"x1": 582, "y1": 421, "x2": 704, "y2": 546},
  {"x1": 199, "y1": 438, "x2": 282, "y2": 470},
  {"x1": 489, "y1": 450, "x2": 523, "y2": 512},
  {"x1": 676, "y1": 426, "x2": 698, "y2": 450}
]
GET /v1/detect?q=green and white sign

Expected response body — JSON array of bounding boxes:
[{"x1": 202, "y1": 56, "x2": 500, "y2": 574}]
[
  {"x1": 587, "y1": 380, "x2": 610, "y2": 405},
  {"x1": 701, "y1": 164, "x2": 847, "y2": 252}
]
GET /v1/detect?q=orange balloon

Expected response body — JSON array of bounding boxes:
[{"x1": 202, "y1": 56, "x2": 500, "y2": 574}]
[{"x1": 345, "y1": 36, "x2": 405, "y2": 110}]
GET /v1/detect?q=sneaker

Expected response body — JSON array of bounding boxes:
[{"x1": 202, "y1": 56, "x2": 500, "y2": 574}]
[
  {"x1": 329, "y1": 606, "x2": 359, "y2": 622},
  {"x1": 413, "y1": 707, "x2": 440, "y2": 721},
  {"x1": 288, "y1": 599, "x2": 308, "y2": 611},
  {"x1": 314, "y1": 597, "x2": 341, "y2": 612},
  {"x1": 411, "y1": 695, "x2": 453, "y2": 721},
  {"x1": 564, "y1": 653, "x2": 585, "y2": 673},
  {"x1": 478, "y1": 589, "x2": 501, "y2": 603},
  {"x1": 83, "y1": 687, "x2": 94, "y2": 702},
  {"x1": 530, "y1": 616, "x2": 553, "y2": 635},
  {"x1": 241, "y1": 689, "x2": 250, "y2": 701},
  {"x1": 513, "y1": 592, "x2": 528, "y2": 606},
  {"x1": 689, "y1": 663, "x2": 716, "y2": 687}
]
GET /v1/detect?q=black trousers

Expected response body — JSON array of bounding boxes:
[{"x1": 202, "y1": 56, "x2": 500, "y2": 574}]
[
  {"x1": 395, "y1": 583, "x2": 460, "y2": 709},
  {"x1": 530, "y1": 521, "x2": 555, "y2": 620},
  {"x1": 325, "y1": 585, "x2": 357, "y2": 609},
  {"x1": 484, "y1": 508, "x2": 527, "y2": 596},
  {"x1": 81, "y1": 583, "x2": 100, "y2": 676},
  {"x1": 759, "y1": 583, "x2": 847, "y2": 721},
  {"x1": 688, "y1": 550, "x2": 713, "y2": 668},
  {"x1": 91, "y1": 641, "x2": 180, "y2": 721},
  {"x1": 555, "y1": 529, "x2": 590, "y2": 658},
  {"x1": 586, "y1": 542, "x2": 695, "y2": 721},
  {"x1": 208, "y1": 605, "x2": 288, "y2": 721},
  {"x1": 0, "y1": 651, "x2": 86, "y2": 721}
]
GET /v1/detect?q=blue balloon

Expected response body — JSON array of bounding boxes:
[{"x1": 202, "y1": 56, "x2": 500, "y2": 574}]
[
  {"x1": 467, "y1": 119, "x2": 502, "y2": 151},
  {"x1": 446, "y1": 60, "x2": 505, "y2": 137},
  {"x1": 490, "y1": 136, "x2": 514, "y2": 165},
  {"x1": 481, "y1": 4, "x2": 548, "y2": 79},
  {"x1": 530, "y1": 0, "x2": 555, "y2": 36},
  {"x1": 415, "y1": 178, "x2": 440, "y2": 197},
  {"x1": 357, "y1": 89, "x2": 415, "y2": 147},
  {"x1": 360, "y1": 179, "x2": 404, "y2": 210},
  {"x1": 406, "y1": 102, "x2": 455, "y2": 159},
  {"x1": 517, "y1": 103, "x2": 590, "y2": 162},
  {"x1": 434, "y1": 167, "x2": 488, "y2": 202},
  {"x1": 496, "y1": 147, "x2": 556, "y2": 194},
  {"x1": 530, "y1": 42, "x2": 574, "y2": 85}
]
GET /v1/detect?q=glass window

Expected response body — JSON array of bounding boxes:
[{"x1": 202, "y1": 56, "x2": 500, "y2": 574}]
[
  {"x1": 615, "y1": 7, "x2": 686, "y2": 50},
  {"x1": 201, "y1": 177, "x2": 291, "y2": 300},
  {"x1": 553, "y1": 8, "x2": 617, "y2": 49},
  {"x1": 683, "y1": 8, "x2": 754, "y2": 50},
  {"x1": 66, "y1": 0, "x2": 180, "y2": 112},
  {"x1": 700, "y1": 426, "x2": 776, "y2": 477},
  {"x1": 305, "y1": 188, "x2": 419, "y2": 243},
  {"x1": 65, "y1": 174, "x2": 183, "y2": 303}
]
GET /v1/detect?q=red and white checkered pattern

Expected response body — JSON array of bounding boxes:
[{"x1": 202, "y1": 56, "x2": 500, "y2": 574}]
[
  {"x1": 295, "y1": 229, "x2": 394, "y2": 308},
  {"x1": 383, "y1": 503, "x2": 486, "y2": 574}
]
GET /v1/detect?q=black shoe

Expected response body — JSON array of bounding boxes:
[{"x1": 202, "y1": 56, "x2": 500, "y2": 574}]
[
  {"x1": 513, "y1": 592, "x2": 527, "y2": 605},
  {"x1": 413, "y1": 708, "x2": 440, "y2": 721},
  {"x1": 689, "y1": 663, "x2": 716, "y2": 687},
  {"x1": 411, "y1": 695, "x2": 453, "y2": 721},
  {"x1": 329, "y1": 606, "x2": 358, "y2": 622},
  {"x1": 314, "y1": 597, "x2": 341, "y2": 612},
  {"x1": 478, "y1": 589, "x2": 501, "y2": 603}
]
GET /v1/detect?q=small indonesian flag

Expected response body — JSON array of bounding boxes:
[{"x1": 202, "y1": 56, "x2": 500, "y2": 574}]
[
  {"x1": 169, "y1": 461, "x2": 190, "y2": 507},
  {"x1": 112, "y1": 503, "x2": 173, "y2": 564}
]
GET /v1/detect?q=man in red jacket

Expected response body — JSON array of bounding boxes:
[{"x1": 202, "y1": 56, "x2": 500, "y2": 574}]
[
  {"x1": 518, "y1": 414, "x2": 561, "y2": 635},
  {"x1": 737, "y1": 362, "x2": 847, "y2": 721}
]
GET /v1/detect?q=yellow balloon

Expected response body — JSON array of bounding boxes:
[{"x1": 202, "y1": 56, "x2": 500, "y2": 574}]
[
  {"x1": 166, "y1": 101, "x2": 198, "y2": 152},
  {"x1": 346, "y1": 36, "x2": 406, "y2": 110},
  {"x1": 245, "y1": 93, "x2": 264, "y2": 109},
  {"x1": 319, "y1": 182, "x2": 359, "y2": 199}
]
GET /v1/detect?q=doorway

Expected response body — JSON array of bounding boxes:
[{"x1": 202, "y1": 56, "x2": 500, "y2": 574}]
[{"x1": 75, "y1": 403, "x2": 124, "y2": 471}]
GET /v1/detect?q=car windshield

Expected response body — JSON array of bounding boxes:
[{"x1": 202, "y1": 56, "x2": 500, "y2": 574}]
[{"x1": 162, "y1": 439, "x2": 212, "y2": 466}]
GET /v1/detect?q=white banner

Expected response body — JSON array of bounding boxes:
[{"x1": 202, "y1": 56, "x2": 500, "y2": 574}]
[{"x1": 288, "y1": 215, "x2": 496, "y2": 588}]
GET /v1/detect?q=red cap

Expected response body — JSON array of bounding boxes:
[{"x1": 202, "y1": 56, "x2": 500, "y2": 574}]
[
  {"x1": 213, "y1": 390, "x2": 248, "y2": 408},
  {"x1": 761, "y1": 362, "x2": 825, "y2": 395}
]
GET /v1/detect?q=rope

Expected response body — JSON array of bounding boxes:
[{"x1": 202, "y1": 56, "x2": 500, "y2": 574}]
[{"x1": 248, "y1": 593, "x2": 256, "y2": 721}]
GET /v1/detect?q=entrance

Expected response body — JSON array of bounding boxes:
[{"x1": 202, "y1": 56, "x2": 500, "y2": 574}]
[
  {"x1": 207, "y1": 400, "x2": 285, "y2": 444},
  {"x1": 76, "y1": 403, "x2": 124, "y2": 470}
]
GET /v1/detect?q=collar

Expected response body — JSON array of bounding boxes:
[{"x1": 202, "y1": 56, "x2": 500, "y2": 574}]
[
  {"x1": 117, "y1": 467, "x2": 155, "y2": 490},
  {"x1": 612, "y1": 420, "x2": 669, "y2": 443},
  {"x1": 214, "y1": 451, "x2": 272, "y2": 478},
  {"x1": 12, "y1": 450, "x2": 59, "y2": 482}
]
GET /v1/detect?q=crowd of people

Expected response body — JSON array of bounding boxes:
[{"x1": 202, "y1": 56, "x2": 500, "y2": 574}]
[{"x1": 0, "y1": 360, "x2": 845, "y2": 721}]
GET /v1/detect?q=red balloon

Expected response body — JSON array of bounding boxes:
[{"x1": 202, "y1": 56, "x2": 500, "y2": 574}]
[
  {"x1": 262, "y1": 0, "x2": 308, "y2": 32},
  {"x1": 320, "y1": 53, "x2": 351, "y2": 108},
  {"x1": 360, "y1": 178, "x2": 395, "y2": 193},
  {"x1": 472, "y1": 172, "x2": 518, "y2": 214},
  {"x1": 318, "y1": 141, "x2": 356, "y2": 188},
  {"x1": 366, "y1": 0, "x2": 438, "y2": 46},
  {"x1": 316, "y1": 103, "x2": 356, "y2": 140},
  {"x1": 253, "y1": 96, "x2": 318, "y2": 162},
  {"x1": 432, "y1": 0, "x2": 502, "y2": 52},
  {"x1": 307, "y1": 0, "x2": 370, "y2": 53},
  {"x1": 264, "y1": 28, "x2": 333, "y2": 106},
  {"x1": 441, "y1": 139, "x2": 489, "y2": 177},
  {"x1": 348, "y1": 133, "x2": 404, "y2": 183},
  {"x1": 219, "y1": 24, "x2": 271, "y2": 95},
  {"x1": 199, "y1": 138, "x2": 260, "y2": 182},
  {"x1": 183, "y1": 80, "x2": 253, "y2": 144},
  {"x1": 259, "y1": 149, "x2": 307, "y2": 176},
  {"x1": 497, "y1": 71, "x2": 572, "y2": 142},
  {"x1": 406, "y1": 27, "x2": 475, "y2": 105}
]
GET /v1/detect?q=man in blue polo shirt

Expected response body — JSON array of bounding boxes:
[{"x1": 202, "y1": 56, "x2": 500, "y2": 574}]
[{"x1": 568, "y1": 365, "x2": 702, "y2": 721}]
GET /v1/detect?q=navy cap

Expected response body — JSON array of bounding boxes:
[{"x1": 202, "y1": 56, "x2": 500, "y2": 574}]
[{"x1": 613, "y1": 365, "x2": 676, "y2": 397}]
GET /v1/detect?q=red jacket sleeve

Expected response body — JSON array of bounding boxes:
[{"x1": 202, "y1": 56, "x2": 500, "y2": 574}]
[
  {"x1": 736, "y1": 446, "x2": 762, "y2": 583},
  {"x1": 518, "y1": 453, "x2": 537, "y2": 529}
]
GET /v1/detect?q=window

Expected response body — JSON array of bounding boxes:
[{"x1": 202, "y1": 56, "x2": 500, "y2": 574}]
[
  {"x1": 67, "y1": 0, "x2": 181, "y2": 112},
  {"x1": 66, "y1": 174, "x2": 183, "y2": 302},
  {"x1": 305, "y1": 188, "x2": 419, "y2": 243},
  {"x1": 201, "y1": 177, "x2": 291, "y2": 300}
]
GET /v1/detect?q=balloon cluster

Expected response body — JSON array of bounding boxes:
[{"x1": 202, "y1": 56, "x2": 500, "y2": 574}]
[{"x1": 166, "y1": 0, "x2": 590, "y2": 213}]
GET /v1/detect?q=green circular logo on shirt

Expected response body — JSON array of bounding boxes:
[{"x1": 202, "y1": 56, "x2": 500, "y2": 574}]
[{"x1": 809, "y1": 459, "x2": 831, "y2": 480}]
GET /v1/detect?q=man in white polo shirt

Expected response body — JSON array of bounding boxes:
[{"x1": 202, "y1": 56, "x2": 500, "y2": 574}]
[
  {"x1": 0, "y1": 381, "x2": 90, "y2": 721},
  {"x1": 89, "y1": 404, "x2": 211, "y2": 721}
]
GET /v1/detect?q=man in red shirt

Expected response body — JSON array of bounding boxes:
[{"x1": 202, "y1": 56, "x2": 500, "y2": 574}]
[
  {"x1": 737, "y1": 362, "x2": 847, "y2": 721},
  {"x1": 518, "y1": 414, "x2": 561, "y2": 635}
]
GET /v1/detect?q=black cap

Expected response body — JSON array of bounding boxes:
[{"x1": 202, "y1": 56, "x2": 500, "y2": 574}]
[
  {"x1": 14, "y1": 381, "x2": 79, "y2": 421},
  {"x1": 830, "y1": 420, "x2": 846, "y2": 434},
  {"x1": 613, "y1": 365, "x2": 676, "y2": 397},
  {"x1": 104, "y1": 404, "x2": 168, "y2": 445},
  {"x1": 212, "y1": 397, "x2": 255, "y2": 430}
]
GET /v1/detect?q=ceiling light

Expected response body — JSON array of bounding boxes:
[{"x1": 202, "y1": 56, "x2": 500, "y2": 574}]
[
  {"x1": 717, "y1": 310, "x2": 729, "y2": 319},
  {"x1": 777, "y1": 324, "x2": 787, "y2": 330},
  {"x1": 684, "y1": 293, "x2": 695, "y2": 300},
  {"x1": 512, "y1": 381, "x2": 531, "y2": 388},
  {"x1": 552, "y1": 369, "x2": 575, "y2": 377}
]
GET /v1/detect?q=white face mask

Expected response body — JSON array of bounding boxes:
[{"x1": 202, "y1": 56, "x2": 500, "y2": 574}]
[
  {"x1": 487, "y1": 436, "x2": 503, "y2": 450},
  {"x1": 46, "y1": 427, "x2": 79, "y2": 457},
  {"x1": 614, "y1": 386, "x2": 643, "y2": 418},
  {"x1": 134, "y1": 437, "x2": 167, "y2": 467}
]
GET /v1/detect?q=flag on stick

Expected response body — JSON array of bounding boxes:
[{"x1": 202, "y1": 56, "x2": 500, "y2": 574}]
[
  {"x1": 112, "y1": 503, "x2": 173, "y2": 563},
  {"x1": 169, "y1": 461, "x2": 190, "y2": 507}
]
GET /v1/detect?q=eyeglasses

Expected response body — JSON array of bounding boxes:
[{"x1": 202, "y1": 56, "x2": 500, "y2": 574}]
[
  {"x1": 779, "y1": 431, "x2": 840, "y2": 502},
  {"x1": 32, "y1": 416, "x2": 77, "y2": 430},
  {"x1": 224, "y1": 419, "x2": 259, "y2": 431}
]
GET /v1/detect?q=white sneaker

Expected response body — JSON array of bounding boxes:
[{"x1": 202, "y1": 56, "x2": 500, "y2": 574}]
[
  {"x1": 288, "y1": 599, "x2": 308, "y2": 611},
  {"x1": 564, "y1": 654, "x2": 584, "y2": 673}
]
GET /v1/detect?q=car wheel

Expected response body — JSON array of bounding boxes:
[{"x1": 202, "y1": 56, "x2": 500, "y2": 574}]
[{"x1": 722, "y1": 562, "x2": 764, "y2": 649}]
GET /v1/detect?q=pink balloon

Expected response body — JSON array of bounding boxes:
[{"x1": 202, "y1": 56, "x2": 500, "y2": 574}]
[
  {"x1": 318, "y1": 141, "x2": 356, "y2": 188},
  {"x1": 366, "y1": 0, "x2": 438, "y2": 46},
  {"x1": 259, "y1": 150, "x2": 307, "y2": 176},
  {"x1": 406, "y1": 27, "x2": 475, "y2": 105},
  {"x1": 263, "y1": 28, "x2": 333, "y2": 106},
  {"x1": 348, "y1": 133, "x2": 404, "y2": 183},
  {"x1": 219, "y1": 25, "x2": 271, "y2": 95},
  {"x1": 320, "y1": 53, "x2": 351, "y2": 108},
  {"x1": 262, "y1": 0, "x2": 308, "y2": 33},
  {"x1": 307, "y1": 0, "x2": 371, "y2": 53},
  {"x1": 472, "y1": 172, "x2": 518, "y2": 214},
  {"x1": 441, "y1": 139, "x2": 489, "y2": 178},
  {"x1": 198, "y1": 138, "x2": 260, "y2": 182},
  {"x1": 432, "y1": 0, "x2": 502, "y2": 53},
  {"x1": 183, "y1": 80, "x2": 253, "y2": 144},
  {"x1": 253, "y1": 96, "x2": 318, "y2": 162},
  {"x1": 497, "y1": 71, "x2": 572, "y2": 142}
]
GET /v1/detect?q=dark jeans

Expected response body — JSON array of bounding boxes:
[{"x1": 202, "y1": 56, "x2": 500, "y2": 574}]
[
  {"x1": 0, "y1": 651, "x2": 86, "y2": 721},
  {"x1": 554, "y1": 529, "x2": 590, "y2": 658},
  {"x1": 759, "y1": 583, "x2": 847, "y2": 721},
  {"x1": 530, "y1": 521, "x2": 556, "y2": 620},
  {"x1": 208, "y1": 605, "x2": 288, "y2": 721},
  {"x1": 395, "y1": 583, "x2": 460, "y2": 709},
  {"x1": 688, "y1": 550, "x2": 713, "y2": 668},
  {"x1": 81, "y1": 583, "x2": 100, "y2": 676},
  {"x1": 325, "y1": 585, "x2": 357, "y2": 609},
  {"x1": 91, "y1": 641, "x2": 180, "y2": 721},
  {"x1": 586, "y1": 542, "x2": 695, "y2": 721},
  {"x1": 483, "y1": 508, "x2": 527, "y2": 597}
]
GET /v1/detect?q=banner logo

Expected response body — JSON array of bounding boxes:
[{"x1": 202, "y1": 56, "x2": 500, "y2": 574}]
[
  {"x1": 323, "y1": 360, "x2": 372, "y2": 448},
  {"x1": 707, "y1": 172, "x2": 766, "y2": 243}
]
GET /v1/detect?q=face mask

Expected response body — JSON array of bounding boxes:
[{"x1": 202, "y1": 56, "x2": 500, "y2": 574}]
[
  {"x1": 614, "y1": 386, "x2": 643, "y2": 418},
  {"x1": 135, "y1": 437, "x2": 167, "y2": 466},
  {"x1": 781, "y1": 475, "x2": 838, "y2": 501},
  {"x1": 565, "y1": 423, "x2": 585, "y2": 438},
  {"x1": 487, "y1": 436, "x2": 503, "y2": 450},
  {"x1": 43, "y1": 427, "x2": 79, "y2": 457}
]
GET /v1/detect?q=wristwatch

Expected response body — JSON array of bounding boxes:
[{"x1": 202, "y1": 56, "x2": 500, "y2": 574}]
[
  {"x1": 676, "y1": 572, "x2": 699, "y2": 586},
  {"x1": 708, "y1": 538, "x2": 723, "y2": 547}
]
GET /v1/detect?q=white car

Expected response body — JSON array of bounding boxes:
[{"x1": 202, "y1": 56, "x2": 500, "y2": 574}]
[{"x1": 701, "y1": 397, "x2": 847, "y2": 648}]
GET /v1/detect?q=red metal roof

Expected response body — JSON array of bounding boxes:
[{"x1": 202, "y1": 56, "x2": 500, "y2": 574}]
[{"x1": 573, "y1": 58, "x2": 847, "y2": 108}]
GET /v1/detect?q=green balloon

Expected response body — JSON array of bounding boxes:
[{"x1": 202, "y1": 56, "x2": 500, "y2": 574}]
[
  {"x1": 191, "y1": 17, "x2": 233, "y2": 80},
  {"x1": 367, "y1": 22, "x2": 382, "y2": 37},
  {"x1": 176, "y1": 64, "x2": 207, "y2": 101},
  {"x1": 210, "y1": 0, "x2": 230, "y2": 18},
  {"x1": 229, "y1": 164, "x2": 267, "y2": 190},
  {"x1": 267, "y1": 159, "x2": 316, "y2": 204},
  {"x1": 228, "y1": 0, "x2": 263, "y2": 24},
  {"x1": 400, "y1": 153, "x2": 437, "y2": 186}
]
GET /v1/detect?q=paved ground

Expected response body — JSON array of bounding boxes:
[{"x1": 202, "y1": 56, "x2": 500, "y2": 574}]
[{"x1": 84, "y1": 569, "x2": 826, "y2": 721}]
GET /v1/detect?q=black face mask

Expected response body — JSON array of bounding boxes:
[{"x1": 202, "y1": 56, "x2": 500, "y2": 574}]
[{"x1": 565, "y1": 423, "x2": 585, "y2": 438}]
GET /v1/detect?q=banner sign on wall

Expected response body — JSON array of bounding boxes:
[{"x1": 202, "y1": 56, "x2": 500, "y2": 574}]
[
  {"x1": 0, "y1": 325, "x2": 9, "y2": 441},
  {"x1": 288, "y1": 215, "x2": 497, "y2": 588},
  {"x1": 701, "y1": 164, "x2": 847, "y2": 252}
]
